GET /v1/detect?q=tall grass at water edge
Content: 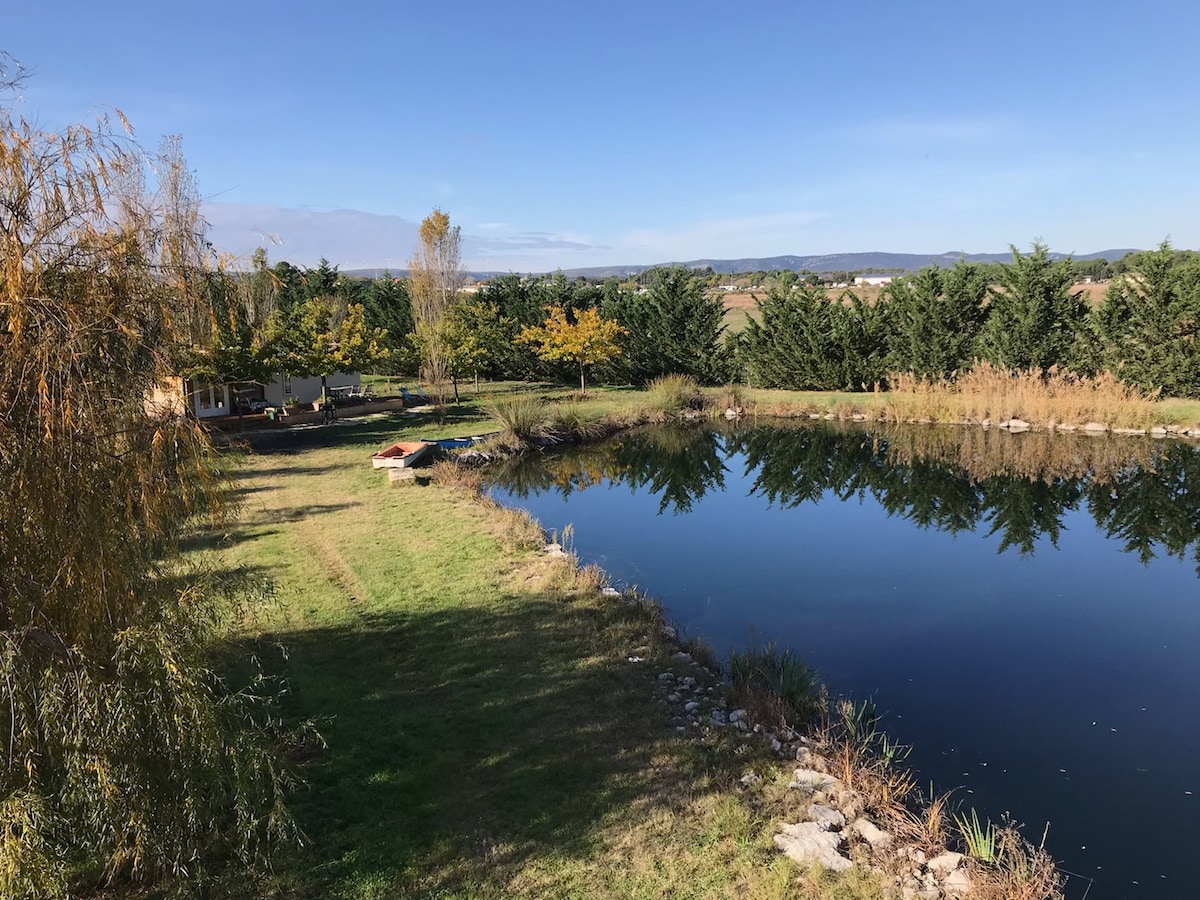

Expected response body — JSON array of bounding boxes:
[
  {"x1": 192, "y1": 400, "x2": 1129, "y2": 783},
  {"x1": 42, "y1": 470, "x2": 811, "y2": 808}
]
[
  {"x1": 887, "y1": 363, "x2": 1160, "y2": 427},
  {"x1": 727, "y1": 641, "x2": 825, "y2": 729},
  {"x1": 485, "y1": 395, "x2": 550, "y2": 441},
  {"x1": 724, "y1": 642, "x2": 1063, "y2": 899},
  {"x1": 485, "y1": 394, "x2": 612, "y2": 447},
  {"x1": 645, "y1": 374, "x2": 704, "y2": 414}
]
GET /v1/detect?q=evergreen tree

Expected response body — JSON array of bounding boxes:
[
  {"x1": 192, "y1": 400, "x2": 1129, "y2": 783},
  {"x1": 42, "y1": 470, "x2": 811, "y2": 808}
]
[
  {"x1": 976, "y1": 243, "x2": 1087, "y2": 371},
  {"x1": 884, "y1": 263, "x2": 989, "y2": 378},
  {"x1": 1092, "y1": 241, "x2": 1200, "y2": 397},
  {"x1": 360, "y1": 272, "x2": 414, "y2": 372},
  {"x1": 741, "y1": 277, "x2": 889, "y2": 390},
  {"x1": 603, "y1": 266, "x2": 728, "y2": 384}
]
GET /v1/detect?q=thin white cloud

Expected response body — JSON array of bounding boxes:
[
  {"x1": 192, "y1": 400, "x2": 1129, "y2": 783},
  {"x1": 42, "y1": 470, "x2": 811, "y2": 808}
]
[
  {"x1": 202, "y1": 202, "x2": 610, "y2": 271},
  {"x1": 621, "y1": 210, "x2": 828, "y2": 259},
  {"x1": 203, "y1": 202, "x2": 421, "y2": 269}
]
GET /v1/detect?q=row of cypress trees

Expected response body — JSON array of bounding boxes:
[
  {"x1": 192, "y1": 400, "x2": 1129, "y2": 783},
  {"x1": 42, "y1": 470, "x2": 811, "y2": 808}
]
[
  {"x1": 242, "y1": 239, "x2": 1200, "y2": 399},
  {"x1": 737, "y1": 242, "x2": 1200, "y2": 396}
]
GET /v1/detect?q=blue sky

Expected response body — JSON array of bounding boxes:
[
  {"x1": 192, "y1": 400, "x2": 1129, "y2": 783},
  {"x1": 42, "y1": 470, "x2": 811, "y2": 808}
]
[{"x1": 7, "y1": 1, "x2": 1199, "y2": 271}]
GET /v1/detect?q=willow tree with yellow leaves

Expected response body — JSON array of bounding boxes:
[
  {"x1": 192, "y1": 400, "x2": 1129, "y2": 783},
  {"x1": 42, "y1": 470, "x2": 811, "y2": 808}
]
[
  {"x1": 519, "y1": 305, "x2": 625, "y2": 393},
  {"x1": 0, "y1": 86, "x2": 295, "y2": 896}
]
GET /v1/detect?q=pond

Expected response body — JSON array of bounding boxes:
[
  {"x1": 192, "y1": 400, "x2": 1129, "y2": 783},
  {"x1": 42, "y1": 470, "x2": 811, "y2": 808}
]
[{"x1": 485, "y1": 422, "x2": 1200, "y2": 900}]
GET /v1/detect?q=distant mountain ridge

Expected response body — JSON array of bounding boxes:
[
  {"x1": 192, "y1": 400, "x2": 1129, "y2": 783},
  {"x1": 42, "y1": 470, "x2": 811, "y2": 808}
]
[
  {"x1": 343, "y1": 248, "x2": 1137, "y2": 281},
  {"x1": 554, "y1": 249, "x2": 1138, "y2": 278}
]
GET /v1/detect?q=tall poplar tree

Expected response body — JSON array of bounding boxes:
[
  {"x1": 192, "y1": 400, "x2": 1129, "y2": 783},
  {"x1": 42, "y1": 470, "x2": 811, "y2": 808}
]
[{"x1": 408, "y1": 208, "x2": 463, "y2": 403}]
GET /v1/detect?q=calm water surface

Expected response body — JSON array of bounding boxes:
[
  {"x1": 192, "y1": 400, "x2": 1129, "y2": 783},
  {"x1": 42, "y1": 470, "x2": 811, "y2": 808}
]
[{"x1": 485, "y1": 423, "x2": 1200, "y2": 900}]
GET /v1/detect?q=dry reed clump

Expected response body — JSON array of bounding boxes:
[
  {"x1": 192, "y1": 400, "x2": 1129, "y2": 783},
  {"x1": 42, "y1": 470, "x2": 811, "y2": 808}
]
[
  {"x1": 736, "y1": 672, "x2": 1066, "y2": 900},
  {"x1": 888, "y1": 363, "x2": 1160, "y2": 428},
  {"x1": 828, "y1": 401, "x2": 866, "y2": 421},
  {"x1": 708, "y1": 384, "x2": 749, "y2": 416},
  {"x1": 488, "y1": 503, "x2": 546, "y2": 553},
  {"x1": 427, "y1": 460, "x2": 485, "y2": 494}
]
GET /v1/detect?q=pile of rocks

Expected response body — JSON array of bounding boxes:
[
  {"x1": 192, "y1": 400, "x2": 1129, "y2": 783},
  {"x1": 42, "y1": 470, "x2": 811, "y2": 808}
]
[
  {"x1": 630, "y1": 612, "x2": 988, "y2": 898},
  {"x1": 774, "y1": 756, "x2": 975, "y2": 899}
]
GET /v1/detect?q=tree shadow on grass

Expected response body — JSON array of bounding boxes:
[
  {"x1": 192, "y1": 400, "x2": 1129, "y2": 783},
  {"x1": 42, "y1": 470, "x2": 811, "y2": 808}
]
[
  {"x1": 179, "y1": 527, "x2": 283, "y2": 554},
  {"x1": 259, "y1": 593, "x2": 752, "y2": 898}
]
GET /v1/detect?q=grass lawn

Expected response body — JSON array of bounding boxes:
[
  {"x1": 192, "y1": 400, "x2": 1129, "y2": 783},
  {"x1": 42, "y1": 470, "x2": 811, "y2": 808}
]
[{"x1": 215, "y1": 400, "x2": 885, "y2": 899}]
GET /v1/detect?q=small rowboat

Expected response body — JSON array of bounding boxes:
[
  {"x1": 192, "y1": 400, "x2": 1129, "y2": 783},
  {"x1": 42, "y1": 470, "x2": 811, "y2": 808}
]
[{"x1": 370, "y1": 441, "x2": 434, "y2": 469}]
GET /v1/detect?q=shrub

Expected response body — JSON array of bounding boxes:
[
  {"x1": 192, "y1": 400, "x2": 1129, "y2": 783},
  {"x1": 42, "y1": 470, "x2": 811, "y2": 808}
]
[
  {"x1": 486, "y1": 396, "x2": 550, "y2": 441},
  {"x1": 728, "y1": 642, "x2": 825, "y2": 728},
  {"x1": 646, "y1": 374, "x2": 704, "y2": 414},
  {"x1": 549, "y1": 400, "x2": 608, "y2": 441}
]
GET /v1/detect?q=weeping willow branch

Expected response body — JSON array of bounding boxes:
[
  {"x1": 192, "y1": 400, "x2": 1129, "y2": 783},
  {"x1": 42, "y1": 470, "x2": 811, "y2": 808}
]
[{"x1": 0, "y1": 93, "x2": 297, "y2": 898}]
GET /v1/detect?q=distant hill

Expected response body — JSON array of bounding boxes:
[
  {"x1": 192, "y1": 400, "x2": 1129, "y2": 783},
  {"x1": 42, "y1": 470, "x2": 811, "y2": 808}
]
[
  {"x1": 343, "y1": 249, "x2": 1137, "y2": 281},
  {"x1": 555, "y1": 250, "x2": 1137, "y2": 279},
  {"x1": 343, "y1": 268, "x2": 511, "y2": 280}
]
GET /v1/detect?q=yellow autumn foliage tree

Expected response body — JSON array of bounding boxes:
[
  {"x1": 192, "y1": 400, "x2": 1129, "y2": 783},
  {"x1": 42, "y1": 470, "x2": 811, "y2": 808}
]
[{"x1": 519, "y1": 305, "x2": 625, "y2": 393}]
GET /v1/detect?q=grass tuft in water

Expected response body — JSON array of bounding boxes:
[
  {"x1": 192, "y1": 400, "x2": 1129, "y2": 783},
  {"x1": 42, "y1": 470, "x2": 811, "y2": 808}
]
[
  {"x1": 955, "y1": 808, "x2": 998, "y2": 864},
  {"x1": 728, "y1": 641, "x2": 825, "y2": 728}
]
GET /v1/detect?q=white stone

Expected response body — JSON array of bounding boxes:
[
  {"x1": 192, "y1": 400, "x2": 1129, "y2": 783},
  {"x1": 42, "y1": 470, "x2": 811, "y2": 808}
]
[
  {"x1": 773, "y1": 821, "x2": 852, "y2": 872},
  {"x1": 657, "y1": 672, "x2": 675, "y2": 681},
  {"x1": 942, "y1": 868, "x2": 972, "y2": 897},
  {"x1": 789, "y1": 768, "x2": 840, "y2": 792},
  {"x1": 1083, "y1": 421, "x2": 1108, "y2": 432},
  {"x1": 684, "y1": 701, "x2": 700, "y2": 713},
  {"x1": 794, "y1": 747, "x2": 829, "y2": 770},
  {"x1": 1151, "y1": 426, "x2": 1168, "y2": 437},
  {"x1": 927, "y1": 850, "x2": 965, "y2": 875},
  {"x1": 673, "y1": 651, "x2": 692, "y2": 662},
  {"x1": 739, "y1": 773, "x2": 760, "y2": 786},
  {"x1": 850, "y1": 817, "x2": 893, "y2": 850},
  {"x1": 1000, "y1": 418, "x2": 1030, "y2": 431},
  {"x1": 600, "y1": 586, "x2": 621, "y2": 597},
  {"x1": 807, "y1": 804, "x2": 846, "y2": 831}
]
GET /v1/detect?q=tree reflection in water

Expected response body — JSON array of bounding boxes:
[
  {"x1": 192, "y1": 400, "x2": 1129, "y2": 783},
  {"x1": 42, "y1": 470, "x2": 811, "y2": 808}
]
[{"x1": 485, "y1": 422, "x2": 1200, "y2": 572}]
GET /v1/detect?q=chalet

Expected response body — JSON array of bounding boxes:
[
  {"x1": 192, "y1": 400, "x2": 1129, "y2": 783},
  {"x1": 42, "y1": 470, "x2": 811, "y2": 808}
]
[{"x1": 150, "y1": 372, "x2": 362, "y2": 419}]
